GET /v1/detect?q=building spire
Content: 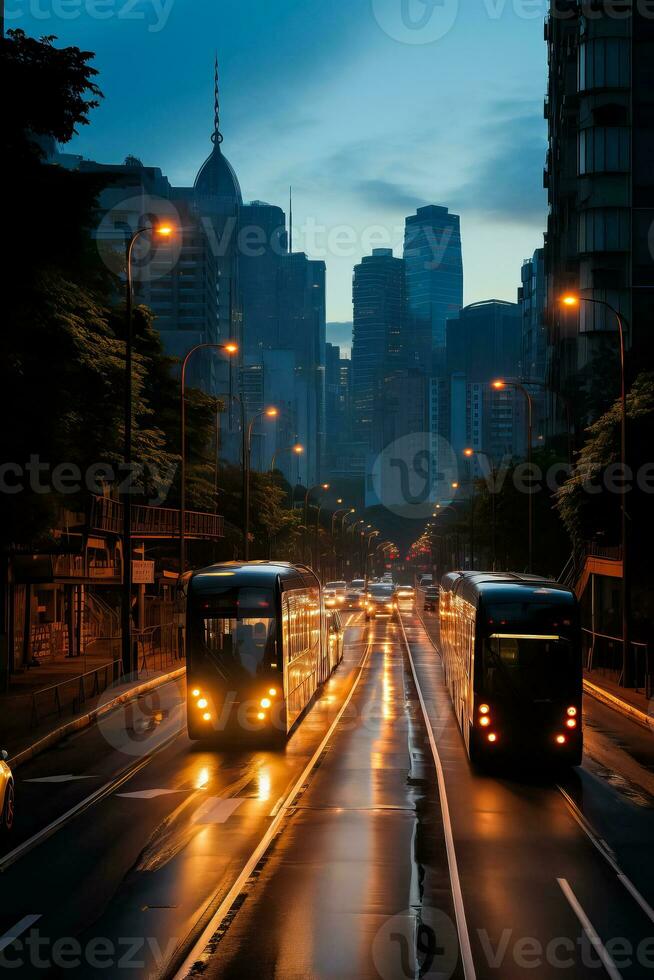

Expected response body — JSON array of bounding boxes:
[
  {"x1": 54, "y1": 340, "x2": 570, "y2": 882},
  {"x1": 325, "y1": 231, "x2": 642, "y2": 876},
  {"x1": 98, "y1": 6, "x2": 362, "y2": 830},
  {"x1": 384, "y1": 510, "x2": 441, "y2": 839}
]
[{"x1": 211, "y1": 53, "x2": 223, "y2": 145}]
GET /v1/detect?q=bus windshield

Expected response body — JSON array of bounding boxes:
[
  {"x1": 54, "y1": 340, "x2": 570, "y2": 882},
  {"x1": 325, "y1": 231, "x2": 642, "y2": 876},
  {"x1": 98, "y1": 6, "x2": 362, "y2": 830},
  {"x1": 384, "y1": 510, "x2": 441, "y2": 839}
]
[
  {"x1": 190, "y1": 587, "x2": 277, "y2": 681},
  {"x1": 484, "y1": 634, "x2": 575, "y2": 701}
]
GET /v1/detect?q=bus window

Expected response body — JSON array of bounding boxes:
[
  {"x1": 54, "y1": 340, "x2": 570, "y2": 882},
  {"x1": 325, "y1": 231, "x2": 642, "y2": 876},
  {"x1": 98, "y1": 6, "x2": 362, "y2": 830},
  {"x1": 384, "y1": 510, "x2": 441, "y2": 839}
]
[
  {"x1": 191, "y1": 587, "x2": 277, "y2": 681},
  {"x1": 484, "y1": 634, "x2": 575, "y2": 700}
]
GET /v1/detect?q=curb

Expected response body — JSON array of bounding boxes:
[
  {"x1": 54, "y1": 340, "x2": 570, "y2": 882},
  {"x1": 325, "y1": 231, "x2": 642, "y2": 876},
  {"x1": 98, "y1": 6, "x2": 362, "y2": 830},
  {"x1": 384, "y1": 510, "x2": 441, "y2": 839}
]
[
  {"x1": 8, "y1": 666, "x2": 186, "y2": 769},
  {"x1": 583, "y1": 677, "x2": 653, "y2": 733}
]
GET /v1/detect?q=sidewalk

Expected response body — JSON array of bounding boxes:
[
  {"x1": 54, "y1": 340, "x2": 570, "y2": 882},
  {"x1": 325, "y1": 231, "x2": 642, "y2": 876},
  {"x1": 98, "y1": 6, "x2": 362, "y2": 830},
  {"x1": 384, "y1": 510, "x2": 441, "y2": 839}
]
[
  {"x1": 414, "y1": 603, "x2": 653, "y2": 733},
  {"x1": 583, "y1": 669, "x2": 653, "y2": 731},
  {"x1": 0, "y1": 645, "x2": 186, "y2": 765}
]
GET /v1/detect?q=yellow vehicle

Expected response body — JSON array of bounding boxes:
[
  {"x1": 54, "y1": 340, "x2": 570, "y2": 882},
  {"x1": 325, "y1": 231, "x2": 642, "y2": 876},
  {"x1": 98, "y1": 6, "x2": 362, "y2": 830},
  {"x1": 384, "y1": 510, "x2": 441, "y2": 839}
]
[{"x1": 0, "y1": 750, "x2": 15, "y2": 835}]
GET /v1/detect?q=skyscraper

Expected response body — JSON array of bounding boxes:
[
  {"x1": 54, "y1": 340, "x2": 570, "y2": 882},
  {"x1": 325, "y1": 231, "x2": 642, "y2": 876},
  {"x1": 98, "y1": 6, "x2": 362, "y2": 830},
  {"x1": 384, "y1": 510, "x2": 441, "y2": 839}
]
[
  {"x1": 403, "y1": 205, "x2": 463, "y2": 373},
  {"x1": 544, "y1": 3, "x2": 654, "y2": 408},
  {"x1": 351, "y1": 248, "x2": 406, "y2": 451}
]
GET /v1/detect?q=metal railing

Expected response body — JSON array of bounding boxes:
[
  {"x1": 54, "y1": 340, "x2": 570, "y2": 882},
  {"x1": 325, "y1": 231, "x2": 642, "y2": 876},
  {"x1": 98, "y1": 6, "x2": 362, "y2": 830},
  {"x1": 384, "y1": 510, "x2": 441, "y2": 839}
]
[
  {"x1": 30, "y1": 658, "x2": 124, "y2": 729},
  {"x1": 90, "y1": 495, "x2": 224, "y2": 540},
  {"x1": 582, "y1": 627, "x2": 651, "y2": 697}
]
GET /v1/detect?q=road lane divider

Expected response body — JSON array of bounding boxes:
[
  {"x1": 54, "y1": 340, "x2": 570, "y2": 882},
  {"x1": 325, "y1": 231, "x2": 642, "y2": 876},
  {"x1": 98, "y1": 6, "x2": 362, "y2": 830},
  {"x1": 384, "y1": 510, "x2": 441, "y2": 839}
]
[
  {"x1": 557, "y1": 878, "x2": 622, "y2": 980},
  {"x1": 0, "y1": 915, "x2": 42, "y2": 954},
  {"x1": 397, "y1": 612, "x2": 476, "y2": 980},
  {"x1": 0, "y1": 729, "x2": 181, "y2": 873},
  {"x1": 171, "y1": 640, "x2": 373, "y2": 980},
  {"x1": 557, "y1": 785, "x2": 654, "y2": 926}
]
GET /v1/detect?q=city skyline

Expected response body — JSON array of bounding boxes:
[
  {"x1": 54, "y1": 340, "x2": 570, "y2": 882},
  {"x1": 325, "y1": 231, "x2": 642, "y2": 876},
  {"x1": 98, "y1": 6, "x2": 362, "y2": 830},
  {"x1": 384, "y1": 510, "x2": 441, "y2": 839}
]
[{"x1": 12, "y1": 0, "x2": 548, "y2": 320}]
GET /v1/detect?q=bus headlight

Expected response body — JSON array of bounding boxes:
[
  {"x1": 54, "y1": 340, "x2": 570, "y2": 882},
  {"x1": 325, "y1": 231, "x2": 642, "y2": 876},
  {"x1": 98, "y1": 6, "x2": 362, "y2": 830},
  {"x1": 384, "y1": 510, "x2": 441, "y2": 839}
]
[
  {"x1": 556, "y1": 734, "x2": 566, "y2": 745},
  {"x1": 479, "y1": 716, "x2": 491, "y2": 727},
  {"x1": 479, "y1": 703, "x2": 490, "y2": 715},
  {"x1": 197, "y1": 698, "x2": 208, "y2": 710},
  {"x1": 567, "y1": 706, "x2": 577, "y2": 717},
  {"x1": 566, "y1": 717, "x2": 577, "y2": 729},
  {"x1": 487, "y1": 732, "x2": 498, "y2": 743},
  {"x1": 260, "y1": 697, "x2": 271, "y2": 709}
]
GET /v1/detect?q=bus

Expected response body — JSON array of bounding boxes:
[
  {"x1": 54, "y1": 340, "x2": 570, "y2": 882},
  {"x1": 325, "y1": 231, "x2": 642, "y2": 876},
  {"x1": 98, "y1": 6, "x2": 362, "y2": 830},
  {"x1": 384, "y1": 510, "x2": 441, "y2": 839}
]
[
  {"x1": 439, "y1": 572, "x2": 582, "y2": 766},
  {"x1": 185, "y1": 561, "x2": 343, "y2": 742}
]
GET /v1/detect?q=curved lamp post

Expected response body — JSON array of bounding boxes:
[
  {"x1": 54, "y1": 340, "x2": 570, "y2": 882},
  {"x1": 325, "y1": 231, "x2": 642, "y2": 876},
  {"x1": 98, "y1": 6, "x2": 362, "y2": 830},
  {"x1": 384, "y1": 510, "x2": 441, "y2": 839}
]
[
  {"x1": 562, "y1": 293, "x2": 630, "y2": 685},
  {"x1": 244, "y1": 406, "x2": 279, "y2": 560},
  {"x1": 122, "y1": 221, "x2": 175, "y2": 676}
]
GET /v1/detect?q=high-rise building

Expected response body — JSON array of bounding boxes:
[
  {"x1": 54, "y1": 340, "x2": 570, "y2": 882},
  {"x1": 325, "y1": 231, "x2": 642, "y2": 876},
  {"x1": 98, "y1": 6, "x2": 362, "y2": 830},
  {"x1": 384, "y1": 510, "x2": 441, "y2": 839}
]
[
  {"x1": 442, "y1": 300, "x2": 523, "y2": 467},
  {"x1": 403, "y1": 205, "x2": 463, "y2": 373},
  {"x1": 544, "y1": 4, "x2": 654, "y2": 409},
  {"x1": 519, "y1": 248, "x2": 546, "y2": 382},
  {"x1": 351, "y1": 248, "x2": 406, "y2": 452}
]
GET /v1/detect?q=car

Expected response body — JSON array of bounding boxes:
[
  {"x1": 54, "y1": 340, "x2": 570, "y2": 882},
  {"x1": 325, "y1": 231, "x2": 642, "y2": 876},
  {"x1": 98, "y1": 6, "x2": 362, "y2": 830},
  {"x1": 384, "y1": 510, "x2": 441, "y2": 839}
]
[
  {"x1": 343, "y1": 587, "x2": 365, "y2": 610},
  {"x1": 0, "y1": 750, "x2": 15, "y2": 835},
  {"x1": 423, "y1": 585, "x2": 439, "y2": 612},
  {"x1": 365, "y1": 582, "x2": 398, "y2": 620},
  {"x1": 324, "y1": 581, "x2": 347, "y2": 608},
  {"x1": 349, "y1": 579, "x2": 365, "y2": 591},
  {"x1": 395, "y1": 584, "x2": 415, "y2": 603},
  {"x1": 326, "y1": 609, "x2": 345, "y2": 663}
]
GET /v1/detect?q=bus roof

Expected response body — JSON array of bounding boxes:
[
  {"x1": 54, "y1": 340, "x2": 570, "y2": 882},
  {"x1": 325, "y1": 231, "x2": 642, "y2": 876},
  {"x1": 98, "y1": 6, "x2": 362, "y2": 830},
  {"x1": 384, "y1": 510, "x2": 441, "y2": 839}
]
[
  {"x1": 189, "y1": 561, "x2": 320, "y2": 595},
  {"x1": 440, "y1": 571, "x2": 576, "y2": 607}
]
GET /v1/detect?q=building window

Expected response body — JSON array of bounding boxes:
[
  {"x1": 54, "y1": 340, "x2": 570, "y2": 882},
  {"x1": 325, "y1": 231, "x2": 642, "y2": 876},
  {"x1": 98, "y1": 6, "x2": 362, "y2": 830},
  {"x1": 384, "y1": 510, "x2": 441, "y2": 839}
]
[
  {"x1": 578, "y1": 38, "x2": 630, "y2": 91},
  {"x1": 578, "y1": 127, "x2": 630, "y2": 174},
  {"x1": 578, "y1": 208, "x2": 630, "y2": 253}
]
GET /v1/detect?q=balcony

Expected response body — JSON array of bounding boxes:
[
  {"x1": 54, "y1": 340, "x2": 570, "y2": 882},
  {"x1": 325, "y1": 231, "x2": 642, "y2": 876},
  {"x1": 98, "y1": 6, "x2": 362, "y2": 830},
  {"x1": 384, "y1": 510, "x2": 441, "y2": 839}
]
[
  {"x1": 90, "y1": 496, "x2": 224, "y2": 540},
  {"x1": 52, "y1": 555, "x2": 122, "y2": 583}
]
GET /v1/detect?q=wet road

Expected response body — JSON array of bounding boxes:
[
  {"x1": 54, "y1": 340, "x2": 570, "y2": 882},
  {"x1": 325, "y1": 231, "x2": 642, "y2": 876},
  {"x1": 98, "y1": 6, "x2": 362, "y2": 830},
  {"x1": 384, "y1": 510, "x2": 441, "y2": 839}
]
[{"x1": 0, "y1": 608, "x2": 653, "y2": 979}]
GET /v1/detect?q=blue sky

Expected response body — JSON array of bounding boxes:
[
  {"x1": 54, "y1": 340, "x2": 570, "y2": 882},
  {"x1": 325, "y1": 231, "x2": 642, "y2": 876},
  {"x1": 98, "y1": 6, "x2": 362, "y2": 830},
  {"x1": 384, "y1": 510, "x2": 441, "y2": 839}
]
[{"x1": 13, "y1": 0, "x2": 549, "y2": 322}]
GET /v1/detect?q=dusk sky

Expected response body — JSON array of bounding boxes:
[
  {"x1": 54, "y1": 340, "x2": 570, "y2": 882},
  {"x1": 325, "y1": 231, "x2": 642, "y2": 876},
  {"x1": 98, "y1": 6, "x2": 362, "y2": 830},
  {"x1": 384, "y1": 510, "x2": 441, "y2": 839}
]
[{"x1": 13, "y1": 0, "x2": 549, "y2": 322}]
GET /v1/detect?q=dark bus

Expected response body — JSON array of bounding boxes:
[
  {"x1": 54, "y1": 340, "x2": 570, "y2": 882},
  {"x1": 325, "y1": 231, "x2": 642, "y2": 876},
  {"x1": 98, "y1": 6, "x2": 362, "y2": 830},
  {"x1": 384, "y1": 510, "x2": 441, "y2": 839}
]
[
  {"x1": 185, "y1": 561, "x2": 343, "y2": 742},
  {"x1": 439, "y1": 572, "x2": 582, "y2": 766}
]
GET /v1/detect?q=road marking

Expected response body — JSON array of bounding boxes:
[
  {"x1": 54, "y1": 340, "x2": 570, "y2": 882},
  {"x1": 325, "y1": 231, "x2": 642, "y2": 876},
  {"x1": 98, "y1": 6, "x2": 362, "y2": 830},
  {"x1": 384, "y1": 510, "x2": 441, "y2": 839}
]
[
  {"x1": 557, "y1": 878, "x2": 622, "y2": 980},
  {"x1": 23, "y1": 774, "x2": 96, "y2": 784},
  {"x1": 617, "y1": 874, "x2": 654, "y2": 925},
  {"x1": 0, "y1": 915, "x2": 42, "y2": 953},
  {"x1": 172, "y1": 641, "x2": 373, "y2": 980},
  {"x1": 398, "y1": 613, "x2": 476, "y2": 980},
  {"x1": 0, "y1": 730, "x2": 180, "y2": 873},
  {"x1": 557, "y1": 785, "x2": 654, "y2": 924},
  {"x1": 193, "y1": 797, "x2": 244, "y2": 824},
  {"x1": 116, "y1": 788, "x2": 185, "y2": 800}
]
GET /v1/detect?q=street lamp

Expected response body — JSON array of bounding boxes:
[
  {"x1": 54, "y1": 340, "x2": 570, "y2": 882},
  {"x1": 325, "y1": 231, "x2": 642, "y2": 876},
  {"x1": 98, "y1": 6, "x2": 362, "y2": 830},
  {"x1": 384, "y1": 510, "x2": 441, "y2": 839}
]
[
  {"x1": 302, "y1": 483, "x2": 329, "y2": 571},
  {"x1": 492, "y1": 379, "x2": 535, "y2": 573},
  {"x1": 122, "y1": 221, "x2": 177, "y2": 676},
  {"x1": 179, "y1": 342, "x2": 239, "y2": 575},
  {"x1": 561, "y1": 293, "x2": 631, "y2": 684},
  {"x1": 244, "y1": 406, "x2": 278, "y2": 560}
]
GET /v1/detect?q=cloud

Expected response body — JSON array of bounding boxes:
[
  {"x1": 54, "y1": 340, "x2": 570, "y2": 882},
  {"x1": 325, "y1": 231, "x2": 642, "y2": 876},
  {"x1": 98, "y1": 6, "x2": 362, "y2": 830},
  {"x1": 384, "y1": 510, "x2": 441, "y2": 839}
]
[
  {"x1": 352, "y1": 178, "x2": 427, "y2": 213},
  {"x1": 449, "y1": 105, "x2": 547, "y2": 226}
]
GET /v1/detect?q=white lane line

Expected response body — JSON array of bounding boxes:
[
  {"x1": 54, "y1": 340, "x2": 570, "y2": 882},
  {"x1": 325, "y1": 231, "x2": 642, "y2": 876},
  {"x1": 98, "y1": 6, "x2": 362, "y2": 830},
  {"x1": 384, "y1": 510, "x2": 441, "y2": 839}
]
[
  {"x1": 193, "y1": 797, "x2": 244, "y2": 824},
  {"x1": 23, "y1": 774, "x2": 96, "y2": 784},
  {"x1": 557, "y1": 878, "x2": 622, "y2": 980},
  {"x1": 173, "y1": 641, "x2": 373, "y2": 980},
  {"x1": 0, "y1": 730, "x2": 179, "y2": 873},
  {"x1": 557, "y1": 785, "x2": 654, "y2": 924},
  {"x1": 0, "y1": 915, "x2": 42, "y2": 953},
  {"x1": 398, "y1": 614, "x2": 476, "y2": 980},
  {"x1": 116, "y1": 788, "x2": 186, "y2": 800},
  {"x1": 617, "y1": 874, "x2": 654, "y2": 925}
]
